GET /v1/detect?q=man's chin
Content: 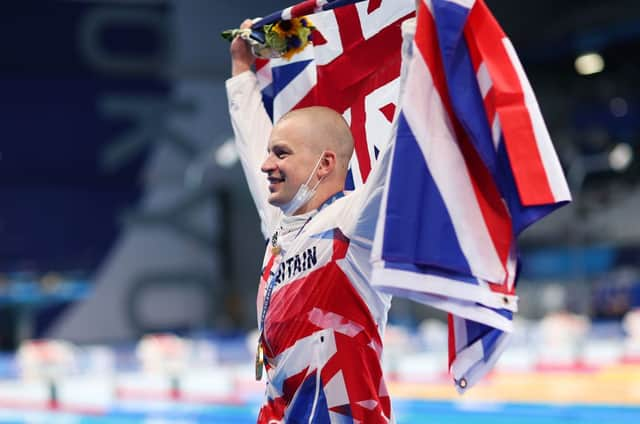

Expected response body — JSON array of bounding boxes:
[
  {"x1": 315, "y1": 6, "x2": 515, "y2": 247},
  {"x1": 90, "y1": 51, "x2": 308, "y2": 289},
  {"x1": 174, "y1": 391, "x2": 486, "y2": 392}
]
[{"x1": 267, "y1": 195, "x2": 287, "y2": 208}]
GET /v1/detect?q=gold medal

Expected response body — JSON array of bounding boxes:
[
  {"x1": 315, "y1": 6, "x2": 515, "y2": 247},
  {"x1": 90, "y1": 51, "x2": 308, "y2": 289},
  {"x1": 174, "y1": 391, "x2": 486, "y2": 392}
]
[
  {"x1": 255, "y1": 343, "x2": 264, "y2": 381},
  {"x1": 270, "y1": 231, "x2": 281, "y2": 256}
]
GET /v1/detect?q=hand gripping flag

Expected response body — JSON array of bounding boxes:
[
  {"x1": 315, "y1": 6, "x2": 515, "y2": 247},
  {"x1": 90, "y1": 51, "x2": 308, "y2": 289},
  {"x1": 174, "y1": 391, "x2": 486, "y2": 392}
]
[
  {"x1": 371, "y1": 0, "x2": 571, "y2": 392},
  {"x1": 251, "y1": 0, "x2": 415, "y2": 189}
]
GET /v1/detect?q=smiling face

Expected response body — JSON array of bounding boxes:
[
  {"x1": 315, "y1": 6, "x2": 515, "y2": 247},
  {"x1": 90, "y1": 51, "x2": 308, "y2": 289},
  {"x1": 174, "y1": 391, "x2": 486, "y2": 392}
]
[
  {"x1": 260, "y1": 106, "x2": 355, "y2": 215},
  {"x1": 260, "y1": 117, "x2": 322, "y2": 208}
]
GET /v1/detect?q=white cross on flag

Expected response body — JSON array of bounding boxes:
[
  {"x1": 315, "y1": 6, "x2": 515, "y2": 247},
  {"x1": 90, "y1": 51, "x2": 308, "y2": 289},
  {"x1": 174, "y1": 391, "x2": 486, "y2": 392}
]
[{"x1": 254, "y1": 0, "x2": 415, "y2": 189}]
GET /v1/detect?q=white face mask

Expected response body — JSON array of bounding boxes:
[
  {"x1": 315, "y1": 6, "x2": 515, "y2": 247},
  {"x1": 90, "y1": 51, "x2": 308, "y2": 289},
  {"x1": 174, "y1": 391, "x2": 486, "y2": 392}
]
[{"x1": 280, "y1": 153, "x2": 325, "y2": 216}]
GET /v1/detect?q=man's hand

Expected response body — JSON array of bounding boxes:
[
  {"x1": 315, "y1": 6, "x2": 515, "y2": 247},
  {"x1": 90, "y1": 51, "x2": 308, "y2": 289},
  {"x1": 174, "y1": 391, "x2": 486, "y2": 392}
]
[{"x1": 231, "y1": 19, "x2": 255, "y2": 76}]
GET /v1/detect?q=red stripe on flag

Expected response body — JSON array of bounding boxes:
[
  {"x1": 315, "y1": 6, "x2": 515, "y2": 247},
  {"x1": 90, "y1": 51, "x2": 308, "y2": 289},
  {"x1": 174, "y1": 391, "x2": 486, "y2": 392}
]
[
  {"x1": 291, "y1": 0, "x2": 320, "y2": 18},
  {"x1": 416, "y1": 1, "x2": 512, "y2": 282},
  {"x1": 379, "y1": 103, "x2": 396, "y2": 123},
  {"x1": 334, "y1": 5, "x2": 365, "y2": 52},
  {"x1": 255, "y1": 58, "x2": 269, "y2": 72},
  {"x1": 367, "y1": 0, "x2": 383, "y2": 14},
  {"x1": 311, "y1": 28, "x2": 328, "y2": 45},
  {"x1": 320, "y1": 9, "x2": 410, "y2": 96},
  {"x1": 282, "y1": 367, "x2": 310, "y2": 403},
  {"x1": 447, "y1": 314, "x2": 455, "y2": 368},
  {"x1": 351, "y1": 96, "x2": 372, "y2": 180},
  {"x1": 293, "y1": 86, "x2": 319, "y2": 110},
  {"x1": 466, "y1": 1, "x2": 555, "y2": 206}
]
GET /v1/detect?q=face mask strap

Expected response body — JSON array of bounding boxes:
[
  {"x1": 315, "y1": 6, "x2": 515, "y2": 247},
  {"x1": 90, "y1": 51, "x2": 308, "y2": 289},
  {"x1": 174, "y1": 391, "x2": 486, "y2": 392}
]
[
  {"x1": 279, "y1": 152, "x2": 328, "y2": 215},
  {"x1": 309, "y1": 174, "x2": 325, "y2": 192}
]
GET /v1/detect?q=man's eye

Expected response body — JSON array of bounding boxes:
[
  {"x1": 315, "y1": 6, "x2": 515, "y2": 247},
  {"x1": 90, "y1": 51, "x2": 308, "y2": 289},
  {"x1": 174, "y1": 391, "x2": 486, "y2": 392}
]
[{"x1": 276, "y1": 152, "x2": 288, "y2": 159}]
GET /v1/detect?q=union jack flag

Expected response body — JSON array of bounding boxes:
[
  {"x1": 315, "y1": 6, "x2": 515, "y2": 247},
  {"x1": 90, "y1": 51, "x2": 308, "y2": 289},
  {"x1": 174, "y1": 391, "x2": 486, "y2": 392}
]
[
  {"x1": 252, "y1": 0, "x2": 415, "y2": 189},
  {"x1": 371, "y1": 0, "x2": 571, "y2": 391},
  {"x1": 251, "y1": 0, "x2": 384, "y2": 28},
  {"x1": 248, "y1": 0, "x2": 570, "y2": 395}
]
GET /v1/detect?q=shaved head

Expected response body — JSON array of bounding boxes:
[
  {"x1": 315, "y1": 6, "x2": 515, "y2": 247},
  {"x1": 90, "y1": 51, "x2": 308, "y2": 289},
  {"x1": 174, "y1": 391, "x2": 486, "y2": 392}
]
[
  {"x1": 276, "y1": 106, "x2": 354, "y2": 176},
  {"x1": 262, "y1": 106, "x2": 355, "y2": 214}
]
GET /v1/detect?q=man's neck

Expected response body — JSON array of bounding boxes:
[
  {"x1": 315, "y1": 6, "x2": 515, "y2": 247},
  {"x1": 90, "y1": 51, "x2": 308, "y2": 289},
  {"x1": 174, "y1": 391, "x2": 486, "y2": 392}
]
[{"x1": 293, "y1": 190, "x2": 344, "y2": 215}]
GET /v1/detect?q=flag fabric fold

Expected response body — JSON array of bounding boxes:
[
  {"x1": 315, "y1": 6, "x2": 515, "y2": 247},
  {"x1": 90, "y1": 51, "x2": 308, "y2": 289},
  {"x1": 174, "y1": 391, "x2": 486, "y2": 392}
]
[{"x1": 371, "y1": 0, "x2": 570, "y2": 392}]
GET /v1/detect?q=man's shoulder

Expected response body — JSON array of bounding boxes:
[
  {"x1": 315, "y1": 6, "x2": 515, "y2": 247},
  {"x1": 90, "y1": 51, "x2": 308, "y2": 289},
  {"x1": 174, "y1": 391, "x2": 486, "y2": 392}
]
[
  {"x1": 325, "y1": 191, "x2": 355, "y2": 211},
  {"x1": 311, "y1": 191, "x2": 356, "y2": 226}
]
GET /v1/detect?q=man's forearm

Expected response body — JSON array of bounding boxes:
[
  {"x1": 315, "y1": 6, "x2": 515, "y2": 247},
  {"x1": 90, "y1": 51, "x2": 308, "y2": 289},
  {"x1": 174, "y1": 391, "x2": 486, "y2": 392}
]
[
  {"x1": 232, "y1": 60, "x2": 252, "y2": 77},
  {"x1": 230, "y1": 19, "x2": 255, "y2": 77}
]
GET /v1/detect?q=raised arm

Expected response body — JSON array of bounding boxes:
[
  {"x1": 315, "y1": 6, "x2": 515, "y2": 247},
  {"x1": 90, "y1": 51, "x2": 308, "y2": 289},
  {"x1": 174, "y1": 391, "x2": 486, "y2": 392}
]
[{"x1": 226, "y1": 20, "x2": 279, "y2": 238}]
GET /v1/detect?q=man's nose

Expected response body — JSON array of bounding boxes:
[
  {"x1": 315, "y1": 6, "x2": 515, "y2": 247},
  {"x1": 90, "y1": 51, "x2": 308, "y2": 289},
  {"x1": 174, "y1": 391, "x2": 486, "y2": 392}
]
[{"x1": 261, "y1": 155, "x2": 276, "y2": 173}]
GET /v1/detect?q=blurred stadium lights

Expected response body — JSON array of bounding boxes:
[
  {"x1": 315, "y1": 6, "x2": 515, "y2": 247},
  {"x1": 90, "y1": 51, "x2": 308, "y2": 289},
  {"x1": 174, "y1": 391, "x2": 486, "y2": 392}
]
[
  {"x1": 214, "y1": 139, "x2": 239, "y2": 169},
  {"x1": 182, "y1": 139, "x2": 238, "y2": 188},
  {"x1": 574, "y1": 52, "x2": 605, "y2": 75},
  {"x1": 568, "y1": 143, "x2": 634, "y2": 195},
  {"x1": 609, "y1": 97, "x2": 629, "y2": 118}
]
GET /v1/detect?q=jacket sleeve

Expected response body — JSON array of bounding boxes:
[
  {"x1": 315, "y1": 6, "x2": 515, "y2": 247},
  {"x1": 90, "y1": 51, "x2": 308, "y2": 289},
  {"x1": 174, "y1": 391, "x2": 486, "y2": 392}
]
[{"x1": 226, "y1": 71, "x2": 281, "y2": 238}]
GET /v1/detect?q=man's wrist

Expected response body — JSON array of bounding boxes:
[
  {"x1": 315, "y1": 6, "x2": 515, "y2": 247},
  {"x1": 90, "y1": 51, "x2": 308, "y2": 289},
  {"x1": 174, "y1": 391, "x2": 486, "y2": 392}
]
[{"x1": 232, "y1": 61, "x2": 252, "y2": 77}]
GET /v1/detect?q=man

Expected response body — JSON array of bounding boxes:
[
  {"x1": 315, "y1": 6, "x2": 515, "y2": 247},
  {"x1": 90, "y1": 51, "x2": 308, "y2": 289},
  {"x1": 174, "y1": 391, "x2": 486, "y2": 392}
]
[{"x1": 226, "y1": 19, "x2": 414, "y2": 423}]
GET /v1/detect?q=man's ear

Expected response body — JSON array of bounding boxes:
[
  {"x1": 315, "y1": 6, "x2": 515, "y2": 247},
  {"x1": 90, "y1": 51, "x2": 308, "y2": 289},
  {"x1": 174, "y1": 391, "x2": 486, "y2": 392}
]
[{"x1": 318, "y1": 150, "x2": 337, "y2": 177}]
